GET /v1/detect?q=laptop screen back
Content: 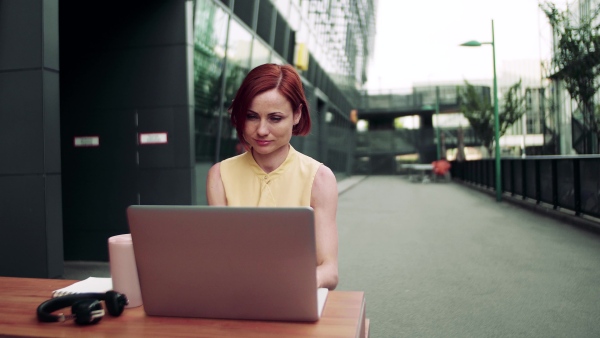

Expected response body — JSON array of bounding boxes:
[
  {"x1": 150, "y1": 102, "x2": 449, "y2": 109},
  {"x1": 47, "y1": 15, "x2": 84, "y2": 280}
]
[{"x1": 127, "y1": 205, "x2": 320, "y2": 321}]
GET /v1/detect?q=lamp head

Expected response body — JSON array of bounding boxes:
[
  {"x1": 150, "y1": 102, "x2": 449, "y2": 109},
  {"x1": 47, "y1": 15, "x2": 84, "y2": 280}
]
[{"x1": 460, "y1": 40, "x2": 482, "y2": 47}]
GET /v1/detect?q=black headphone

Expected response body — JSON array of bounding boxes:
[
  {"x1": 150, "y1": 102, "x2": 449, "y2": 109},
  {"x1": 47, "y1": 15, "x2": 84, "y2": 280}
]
[{"x1": 37, "y1": 291, "x2": 128, "y2": 325}]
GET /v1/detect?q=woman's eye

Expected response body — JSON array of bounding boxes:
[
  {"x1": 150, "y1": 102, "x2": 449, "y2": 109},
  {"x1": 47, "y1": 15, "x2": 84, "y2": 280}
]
[
  {"x1": 246, "y1": 114, "x2": 258, "y2": 120},
  {"x1": 270, "y1": 116, "x2": 282, "y2": 122}
]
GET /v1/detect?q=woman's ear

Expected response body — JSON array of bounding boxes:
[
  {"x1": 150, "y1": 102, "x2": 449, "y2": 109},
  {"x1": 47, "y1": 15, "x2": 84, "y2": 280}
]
[{"x1": 293, "y1": 104, "x2": 302, "y2": 125}]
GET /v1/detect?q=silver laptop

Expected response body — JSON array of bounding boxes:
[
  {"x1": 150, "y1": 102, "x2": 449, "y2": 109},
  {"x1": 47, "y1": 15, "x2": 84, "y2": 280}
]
[{"x1": 127, "y1": 205, "x2": 328, "y2": 322}]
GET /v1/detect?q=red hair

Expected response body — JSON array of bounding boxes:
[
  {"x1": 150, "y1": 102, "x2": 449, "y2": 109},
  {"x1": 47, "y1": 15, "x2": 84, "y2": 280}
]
[{"x1": 229, "y1": 64, "x2": 311, "y2": 144}]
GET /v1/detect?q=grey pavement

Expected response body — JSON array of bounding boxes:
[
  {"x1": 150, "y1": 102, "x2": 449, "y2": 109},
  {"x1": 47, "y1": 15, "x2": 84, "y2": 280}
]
[
  {"x1": 336, "y1": 176, "x2": 600, "y2": 338},
  {"x1": 64, "y1": 175, "x2": 600, "y2": 337}
]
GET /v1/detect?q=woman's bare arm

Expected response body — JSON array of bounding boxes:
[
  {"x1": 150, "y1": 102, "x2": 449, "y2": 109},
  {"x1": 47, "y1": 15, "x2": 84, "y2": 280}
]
[
  {"x1": 206, "y1": 163, "x2": 227, "y2": 206},
  {"x1": 311, "y1": 165, "x2": 339, "y2": 290}
]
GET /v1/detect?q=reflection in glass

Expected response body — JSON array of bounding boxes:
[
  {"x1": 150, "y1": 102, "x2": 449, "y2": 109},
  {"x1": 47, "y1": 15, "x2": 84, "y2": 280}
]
[
  {"x1": 193, "y1": 0, "x2": 228, "y2": 162},
  {"x1": 218, "y1": 19, "x2": 253, "y2": 160},
  {"x1": 271, "y1": 53, "x2": 285, "y2": 65},
  {"x1": 251, "y1": 38, "x2": 271, "y2": 69}
]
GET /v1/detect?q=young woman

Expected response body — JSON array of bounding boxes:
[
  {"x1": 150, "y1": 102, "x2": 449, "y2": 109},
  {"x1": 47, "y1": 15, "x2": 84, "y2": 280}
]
[{"x1": 206, "y1": 63, "x2": 339, "y2": 290}]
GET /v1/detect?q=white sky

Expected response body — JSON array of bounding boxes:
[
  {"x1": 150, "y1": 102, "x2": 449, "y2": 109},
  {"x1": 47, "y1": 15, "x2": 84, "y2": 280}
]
[{"x1": 365, "y1": 0, "x2": 567, "y2": 92}]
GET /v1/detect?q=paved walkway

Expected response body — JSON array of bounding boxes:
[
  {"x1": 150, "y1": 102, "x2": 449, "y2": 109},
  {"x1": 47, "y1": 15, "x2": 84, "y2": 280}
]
[
  {"x1": 336, "y1": 176, "x2": 600, "y2": 337},
  {"x1": 65, "y1": 175, "x2": 600, "y2": 337}
]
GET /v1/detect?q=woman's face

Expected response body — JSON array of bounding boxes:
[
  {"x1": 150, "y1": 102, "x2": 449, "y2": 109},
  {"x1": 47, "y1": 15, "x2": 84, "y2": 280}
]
[{"x1": 243, "y1": 89, "x2": 301, "y2": 157}]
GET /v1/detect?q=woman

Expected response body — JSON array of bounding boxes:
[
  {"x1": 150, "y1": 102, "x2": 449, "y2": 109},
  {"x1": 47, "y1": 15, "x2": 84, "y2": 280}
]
[{"x1": 206, "y1": 63, "x2": 339, "y2": 290}]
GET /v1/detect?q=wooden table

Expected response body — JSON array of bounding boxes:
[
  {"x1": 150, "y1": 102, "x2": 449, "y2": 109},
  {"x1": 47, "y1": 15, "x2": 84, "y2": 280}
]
[{"x1": 0, "y1": 277, "x2": 367, "y2": 338}]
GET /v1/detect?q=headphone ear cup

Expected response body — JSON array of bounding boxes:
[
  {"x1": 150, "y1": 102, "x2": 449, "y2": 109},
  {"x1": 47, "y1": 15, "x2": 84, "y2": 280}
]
[
  {"x1": 71, "y1": 299, "x2": 104, "y2": 325},
  {"x1": 103, "y1": 291, "x2": 128, "y2": 317}
]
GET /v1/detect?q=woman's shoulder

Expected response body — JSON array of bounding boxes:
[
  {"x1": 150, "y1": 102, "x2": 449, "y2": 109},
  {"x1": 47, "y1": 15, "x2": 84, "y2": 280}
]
[
  {"x1": 221, "y1": 151, "x2": 249, "y2": 164},
  {"x1": 314, "y1": 164, "x2": 336, "y2": 184},
  {"x1": 207, "y1": 162, "x2": 222, "y2": 181},
  {"x1": 219, "y1": 151, "x2": 251, "y2": 170},
  {"x1": 208, "y1": 152, "x2": 247, "y2": 178},
  {"x1": 310, "y1": 164, "x2": 337, "y2": 204},
  {"x1": 293, "y1": 148, "x2": 322, "y2": 166}
]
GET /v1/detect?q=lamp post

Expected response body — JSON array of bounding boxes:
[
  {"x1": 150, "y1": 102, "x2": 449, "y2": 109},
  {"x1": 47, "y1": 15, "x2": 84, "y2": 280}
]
[
  {"x1": 435, "y1": 86, "x2": 441, "y2": 160},
  {"x1": 461, "y1": 19, "x2": 502, "y2": 202}
]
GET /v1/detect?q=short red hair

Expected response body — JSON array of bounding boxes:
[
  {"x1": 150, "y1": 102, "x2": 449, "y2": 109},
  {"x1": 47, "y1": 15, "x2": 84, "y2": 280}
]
[{"x1": 229, "y1": 64, "x2": 311, "y2": 144}]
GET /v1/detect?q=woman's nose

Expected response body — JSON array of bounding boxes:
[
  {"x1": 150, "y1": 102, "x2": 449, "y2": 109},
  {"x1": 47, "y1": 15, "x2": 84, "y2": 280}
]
[{"x1": 257, "y1": 119, "x2": 269, "y2": 136}]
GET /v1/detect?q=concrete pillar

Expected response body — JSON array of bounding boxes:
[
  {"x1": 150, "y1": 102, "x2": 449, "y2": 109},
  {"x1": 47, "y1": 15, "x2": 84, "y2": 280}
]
[{"x1": 0, "y1": 0, "x2": 63, "y2": 278}]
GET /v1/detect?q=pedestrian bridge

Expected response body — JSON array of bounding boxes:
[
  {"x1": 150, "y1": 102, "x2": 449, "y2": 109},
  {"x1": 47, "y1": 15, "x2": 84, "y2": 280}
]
[
  {"x1": 336, "y1": 175, "x2": 600, "y2": 337},
  {"x1": 355, "y1": 85, "x2": 490, "y2": 172}
]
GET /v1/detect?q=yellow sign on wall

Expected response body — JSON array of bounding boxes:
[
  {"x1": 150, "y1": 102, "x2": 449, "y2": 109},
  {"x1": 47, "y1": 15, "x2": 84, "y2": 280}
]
[{"x1": 294, "y1": 43, "x2": 309, "y2": 71}]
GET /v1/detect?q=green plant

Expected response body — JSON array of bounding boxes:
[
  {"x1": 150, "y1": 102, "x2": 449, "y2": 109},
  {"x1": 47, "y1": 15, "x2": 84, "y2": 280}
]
[
  {"x1": 459, "y1": 80, "x2": 525, "y2": 156},
  {"x1": 541, "y1": 1, "x2": 600, "y2": 152}
]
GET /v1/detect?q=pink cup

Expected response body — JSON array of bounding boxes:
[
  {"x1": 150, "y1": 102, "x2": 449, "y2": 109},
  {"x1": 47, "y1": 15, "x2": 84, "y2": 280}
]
[{"x1": 108, "y1": 234, "x2": 143, "y2": 308}]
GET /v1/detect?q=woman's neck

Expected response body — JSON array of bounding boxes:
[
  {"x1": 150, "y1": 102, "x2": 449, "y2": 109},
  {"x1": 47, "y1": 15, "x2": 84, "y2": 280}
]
[{"x1": 251, "y1": 144, "x2": 290, "y2": 174}]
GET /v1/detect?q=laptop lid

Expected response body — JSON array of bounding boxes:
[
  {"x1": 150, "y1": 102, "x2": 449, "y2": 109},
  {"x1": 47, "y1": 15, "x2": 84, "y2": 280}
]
[{"x1": 127, "y1": 205, "x2": 325, "y2": 322}]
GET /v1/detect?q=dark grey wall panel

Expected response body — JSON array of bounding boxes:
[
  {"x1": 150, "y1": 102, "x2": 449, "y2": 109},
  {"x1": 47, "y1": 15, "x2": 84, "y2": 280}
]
[
  {"x1": 60, "y1": 0, "x2": 195, "y2": 261},
  {"x1": 61, "y1": 47, "x2": 189, "y2": 111},
  {"x1": 43, "y1": 0, "x2": 59, "y2": 70},
  {"x1": 45, "y1": 174, "x2": 63, "y2": 278},
  {"x1": 0, "y1": 176, "x2": 47, "y2": 277},
  {"x1": 138, "y1": 107, "x2": 193, "y2": 169},
  {"x1": 0, "y1": 70, "x2": 44, "y2": 175},
  {"x1": 138, "y1": 108, "x2": 176, "y2": 168},
  {"x1": 0, "y1": 0, "x2": 42, "y2": 70},
  {"x1": 0, "y1": 0, "x2": 62, "y2": 278},
  {"x1": 43, "y1": 70, "x2": 61, "y2": 173},
  {"x1": 62, "y1": 227, "x2": 132, "y2": 261},
  {"x1": 61, "y1": 109, "x2": 137, "y2": 172},
  {"x1": 59, "y1": 1, "x2": 188, "y2": 51},
  {"x1": 62, "y1": 168, "x2": 137, "y2": 260},
  {"x1": 139, "y1": 168, "x2": 195, "y2": 205}
]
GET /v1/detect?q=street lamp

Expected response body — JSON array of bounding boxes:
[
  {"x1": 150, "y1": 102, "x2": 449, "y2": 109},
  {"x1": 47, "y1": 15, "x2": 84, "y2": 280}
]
[
  {"x1": 460, "y1": 19, "x2": 502, "y2": 202},
  {"x1": 435, "y1": 86, "x2": 441, "y2": 160}
]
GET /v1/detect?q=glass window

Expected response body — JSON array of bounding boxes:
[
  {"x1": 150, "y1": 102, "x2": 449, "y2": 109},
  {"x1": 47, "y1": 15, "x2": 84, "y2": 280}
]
[
  {"x1": 256, "y1": 0, "x2": 274, "y2": 43},
  {"x1": 193, "y1": 0, "x2": 229, "y2": 162},
  {"x1": 274, "y1": 0, "x2": 291, "y2": 18},
  {"x1": 271, "y1": 53, "x2": 285, "y2": 65},
  {"x1": 289, "y1": 5, "x2": 301, "y2": 32},
  {"x1": 251, "y1": 38, "x2": 271, "y2": 69},
  {"x1": 218, "y1": 19, "x2": 254, "y2": 161},
  {"x1": 233, "y1": 0, "x2": 254, "y2": 28},
  {"x1": 224, "y1": 20, "x2": 252, "y2": 95},
  {"x1": 296, "y1": 19, "x2": 309, "y2": 44}
]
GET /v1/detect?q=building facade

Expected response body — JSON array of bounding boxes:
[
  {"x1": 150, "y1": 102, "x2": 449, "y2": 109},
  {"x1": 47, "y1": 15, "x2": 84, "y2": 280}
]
[
  {"x1": 193, "y1": 0, "x2": 377, "y2": 201},
  {"x1": 0, "y1": 0, "x2": 376, "y2": 277}
]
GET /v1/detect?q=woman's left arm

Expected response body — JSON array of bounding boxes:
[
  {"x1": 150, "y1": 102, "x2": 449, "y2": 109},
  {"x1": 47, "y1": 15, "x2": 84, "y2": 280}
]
[{"x1": 311, "y1": 165, "x2": 339, "y2": 290}]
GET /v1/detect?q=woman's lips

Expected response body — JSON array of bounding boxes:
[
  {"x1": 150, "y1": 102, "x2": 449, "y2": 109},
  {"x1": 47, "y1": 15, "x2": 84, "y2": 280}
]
[{"x1": 255, "y1": 140, "x2": 271, "y2": 146}]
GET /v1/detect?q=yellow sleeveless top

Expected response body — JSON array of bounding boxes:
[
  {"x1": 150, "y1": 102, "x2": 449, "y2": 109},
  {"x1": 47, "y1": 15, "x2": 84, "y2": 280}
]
[{"x1": 220, "y1": 146, "x2": 321, "y2": 207}]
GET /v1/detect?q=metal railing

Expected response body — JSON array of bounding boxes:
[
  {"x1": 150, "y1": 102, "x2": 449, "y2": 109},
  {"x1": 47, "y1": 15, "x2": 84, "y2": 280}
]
[{"x1": 451, "y1": 156, "x2": 600, "y2": 219}]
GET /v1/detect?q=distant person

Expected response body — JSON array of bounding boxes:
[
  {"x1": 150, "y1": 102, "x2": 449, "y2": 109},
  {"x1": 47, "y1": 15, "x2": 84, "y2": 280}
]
[
  {"x1": 432, "y1": 158, "x2": 451, "y2": 181},
  {"x1": 206, "y1": 63, "x2": 339, "y2": 290}
]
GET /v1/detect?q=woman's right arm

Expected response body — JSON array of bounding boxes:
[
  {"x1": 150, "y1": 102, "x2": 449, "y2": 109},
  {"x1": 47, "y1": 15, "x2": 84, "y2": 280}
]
[{"x1": 206, "y1": 163, "x2": 227, "y2": 206}]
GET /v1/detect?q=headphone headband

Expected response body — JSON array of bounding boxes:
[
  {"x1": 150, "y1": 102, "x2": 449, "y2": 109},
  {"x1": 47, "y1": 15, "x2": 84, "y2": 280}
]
[{"x1": 37, "y1": 291, "x2": 128, "y2": 325}]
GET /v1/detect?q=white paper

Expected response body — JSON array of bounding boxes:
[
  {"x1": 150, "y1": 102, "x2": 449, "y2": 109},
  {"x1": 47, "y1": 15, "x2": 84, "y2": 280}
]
[
  {"x1": 317, "y1": 288, "x2": 329, "y2": 318},
  {"x1": 52, "y1": 277, "x2": 113, "y2": 298}
]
